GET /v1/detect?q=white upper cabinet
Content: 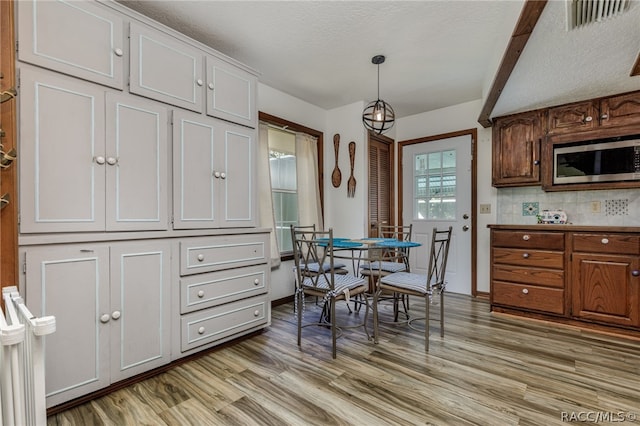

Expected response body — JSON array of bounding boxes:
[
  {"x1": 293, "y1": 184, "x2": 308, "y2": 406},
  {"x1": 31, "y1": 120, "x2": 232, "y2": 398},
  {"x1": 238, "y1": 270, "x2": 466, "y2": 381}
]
[
  {"x1": 206, "y1": 56, "x2": 257, "y2": 128},
  {"x1": 18, "y1": 0, "x2": 125, "y2": 89},
  {"x1": 173, "y1": 110, "x2": 256, "y2": 229},
  {"x1": 129, "y1": 22, "x2": 204, "y2": 113}
]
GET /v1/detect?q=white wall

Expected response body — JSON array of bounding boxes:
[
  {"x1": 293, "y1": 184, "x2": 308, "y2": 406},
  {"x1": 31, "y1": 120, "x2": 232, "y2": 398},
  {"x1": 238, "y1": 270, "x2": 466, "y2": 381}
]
[{"x1": 396, "y1": 100, "x2": 496, "y2": 293}]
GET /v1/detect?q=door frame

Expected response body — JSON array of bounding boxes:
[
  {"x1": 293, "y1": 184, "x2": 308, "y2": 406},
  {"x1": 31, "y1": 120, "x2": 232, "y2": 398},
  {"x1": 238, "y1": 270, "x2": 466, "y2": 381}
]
[
  {"x1": 367, "y1": 131, "x2": 395, "y2": 236},
  {"x1": 398, "y1": 128, "x2": 478, "y2": 296}
]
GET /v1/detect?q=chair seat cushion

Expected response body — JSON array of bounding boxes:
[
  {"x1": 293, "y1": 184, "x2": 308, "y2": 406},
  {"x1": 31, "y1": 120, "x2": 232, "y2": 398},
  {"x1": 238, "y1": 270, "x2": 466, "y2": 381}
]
[
  {"x1": 380, "y1": 272, "x2": 429, "y2": 295},
  {"x1": 360, "y1": 261, "x2": 407, "y2": 273},
  {"x1": 305, "y1": 261, "x2": 347, "y2": 272},
  {"x1": 301, "y1": 273, "x2": 366, "y2": 297}
]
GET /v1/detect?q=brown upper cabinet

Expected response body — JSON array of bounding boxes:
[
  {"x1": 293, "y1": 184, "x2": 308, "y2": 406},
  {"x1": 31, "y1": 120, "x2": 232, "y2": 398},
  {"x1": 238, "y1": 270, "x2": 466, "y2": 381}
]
[{"x1": 492, "y1": 110, "x2": 544, "y2": 187}]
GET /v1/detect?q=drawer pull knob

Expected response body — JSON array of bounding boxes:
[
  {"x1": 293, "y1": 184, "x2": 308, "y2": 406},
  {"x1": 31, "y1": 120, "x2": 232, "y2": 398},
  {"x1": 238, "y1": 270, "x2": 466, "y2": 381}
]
[
  {"x1": 254, "y1": 278, "x2": 260, "y2": 285},
  {"x1": 522, "y1": 235, "x2": 530, "y2": 241},
  {"x1": 522, "y1": 288, "x2": 529, "y2": 294},
  {"x1": 601, "y1": 238, "x2": 609, "y2": 244},
  {"x1": 114, "y1": 48, "x2": 123, "y2": 57},
  {"x1": 197, "y1": 290, "x2": 205, "y2": 298},
  {"x1": 632, "y1": 270, "x2": 640, "y2": 277},
  {"x1": 254, "y1": 310, "x2": 260, "y2": 317},
  {"x1": 196, "y1": 79, "x2": 203, "y2": 86},
  {"x1": 197, "y1": 254, "x2": 204, "y2": 262},
  {"x1": 198, "y1": 326, "x2": 205, "y2": 334},
  {"x1": 208, "y1": 83, "x2": 214, "y2": 90},
  {"x1": 522, "y1": 253, "x2": 530, "y2": 259}
]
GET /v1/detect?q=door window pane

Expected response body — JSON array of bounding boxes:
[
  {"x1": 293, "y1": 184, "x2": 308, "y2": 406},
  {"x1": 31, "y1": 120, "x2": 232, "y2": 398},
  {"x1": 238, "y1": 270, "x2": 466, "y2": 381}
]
[{"x1": 414, "y1": 149, "x2": 456, "y2": 220}]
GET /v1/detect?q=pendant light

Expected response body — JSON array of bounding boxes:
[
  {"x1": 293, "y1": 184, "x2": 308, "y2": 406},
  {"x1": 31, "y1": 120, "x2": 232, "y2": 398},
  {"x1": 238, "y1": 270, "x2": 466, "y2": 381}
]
[{"x1": 362, "y1": 55, "x2": 395, "y2": 135}]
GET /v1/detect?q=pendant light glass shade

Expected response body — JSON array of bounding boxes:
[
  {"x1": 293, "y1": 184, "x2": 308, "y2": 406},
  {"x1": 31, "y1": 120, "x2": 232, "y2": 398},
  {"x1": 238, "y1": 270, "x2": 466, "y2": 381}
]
[{"x1": 362, "y1": 55, "x2": 395, "y2": 135}]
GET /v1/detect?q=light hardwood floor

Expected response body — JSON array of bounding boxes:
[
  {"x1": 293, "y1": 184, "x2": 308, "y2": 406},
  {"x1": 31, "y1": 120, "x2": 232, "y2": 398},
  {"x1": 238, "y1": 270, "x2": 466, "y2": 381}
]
[{"x1": 47, "y1": 294, "x2": 640, "y2": 425}]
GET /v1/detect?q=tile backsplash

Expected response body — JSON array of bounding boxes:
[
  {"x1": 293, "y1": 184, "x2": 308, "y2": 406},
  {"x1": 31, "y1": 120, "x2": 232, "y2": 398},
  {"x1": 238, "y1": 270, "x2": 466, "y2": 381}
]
[{"x1": 496, "y1": 187, "x2": 640, "y2": 226}]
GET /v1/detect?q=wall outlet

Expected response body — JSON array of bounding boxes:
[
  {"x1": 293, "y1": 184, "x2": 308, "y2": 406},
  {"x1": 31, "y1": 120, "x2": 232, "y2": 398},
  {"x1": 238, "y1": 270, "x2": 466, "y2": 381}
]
[
  {"x1": 480, "y1": 203, "x2": 491, "y2": 214},
  {"x1": 590, "y1": 201, "x2": 601, "y2": 213}
]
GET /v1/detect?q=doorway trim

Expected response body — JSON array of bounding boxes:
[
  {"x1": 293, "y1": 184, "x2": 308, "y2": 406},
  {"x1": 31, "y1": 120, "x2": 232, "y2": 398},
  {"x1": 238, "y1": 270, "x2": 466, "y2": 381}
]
[
  {"x1": 367, "y1": 130, "x2": 395, "y2": 237},
  {"x1": 398, "y1": 128, "x2": 478, "y2": 296}
]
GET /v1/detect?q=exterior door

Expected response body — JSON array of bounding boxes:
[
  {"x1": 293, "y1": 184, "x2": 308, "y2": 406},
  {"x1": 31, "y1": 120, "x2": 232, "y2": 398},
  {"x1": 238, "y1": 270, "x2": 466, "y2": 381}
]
[
  {"x1": 368, "y1": 134, "x2": 393, "y2": 237},
  {"x1": 402, "y1": 135, "x2": 472, "y2": 295}
]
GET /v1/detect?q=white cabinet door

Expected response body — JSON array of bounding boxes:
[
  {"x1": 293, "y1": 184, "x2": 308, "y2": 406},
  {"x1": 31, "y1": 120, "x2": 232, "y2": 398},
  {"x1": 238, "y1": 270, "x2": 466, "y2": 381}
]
[
  {"x1": 19, "y1": 66, "x2": 106, "y2": 233},
  {"x1": 24, "y1": 244, "x2": 111, "y2": 408},
  {"x1": 110, "y1": 241, "x2": 171, "y2": 382},
  {"x1": 172, "y1": 110, "x2": 219, "y2": 229},
  {"x1": 205, "y1": 56, "x2": 257, "y2": 128},
  {"x1": 105, "y1": 93, "x2": 169, "y2": 231},
  {"x1": 18, "y1": 0, "x2": 124, "y2": 89},
  {"x1": 130, "y1": 22, "x2": 204, "y2": 112},
  {"x1": 219, "y1": 122, "x2": 256, "y2": 227}
]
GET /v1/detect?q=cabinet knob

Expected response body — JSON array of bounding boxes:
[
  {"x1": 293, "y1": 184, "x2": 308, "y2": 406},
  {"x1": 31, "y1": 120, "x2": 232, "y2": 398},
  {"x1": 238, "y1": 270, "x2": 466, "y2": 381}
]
[
  {"x1": 208, "y1": 83, "x2": 214, "y2": 90},
  {"x1": 197, "y1": 290, "x2": 205, "y2": 298},
  {"x1": 584, "y1": 116, "x2": 593, "y2": 123},
  {"x1": 94, "y1": 156, "x2": 106, "y2": 165},
  {"x1": 111, "y1": 311, "x2": 121, "y2": 320},
  {"x1": 100, "y1": 314, "x2": 110, "y2": 323},
  {"x1": 220, "y1": 172, "x2": 226, "y2": 179},
  {"x1": 106, "y1": 157, "x2": 117, "y2": 166},
  {"x1": 522, "y1": 235, "x2": 530, "y2": 241},
  {"x1": 196, "y1": 79, "x2": 203, "y2": 86},
  {"x1": 533, "y1": 160, "x2": 540, "y2": 166},
  {"x1": 522, "y1": 288, "x2": 529, "y2": 294},
  {"x1": 198, "y1": 326, "x2": 205, "y2": 334},
  {"x1": 254, "y1": 310, "x2": 260, "y2": 317},
  {"x1": 601, "y1": 114, "x2": 609, "y2": 120},
  {"x1": 254, "y1": 278, "x2": 260, "y2": 285},
  {"x1": 214, "y1": 171, "x2": 221, "y2": 178},
  {"x1": 601, "y1": 238, "x2": 609, "y2": 244},
  {"x1": 632, "y1": 270, "x2": 640, "y2": 277},
  {"x1": 197, "y1": 254, "x2": 205, "y2": 262},
  {"x1": 522, "y1": 253, "x2": 530, "y2": 259},
  {"x1": 114, "y1": 48, "x2": 123, "y2": 57}
]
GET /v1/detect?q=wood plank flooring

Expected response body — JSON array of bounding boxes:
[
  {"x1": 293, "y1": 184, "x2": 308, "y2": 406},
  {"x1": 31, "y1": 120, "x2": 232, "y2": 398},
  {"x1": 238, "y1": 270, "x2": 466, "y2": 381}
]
[{"x1": 47, "y1": 294, "x2": 640, "y2": 425}]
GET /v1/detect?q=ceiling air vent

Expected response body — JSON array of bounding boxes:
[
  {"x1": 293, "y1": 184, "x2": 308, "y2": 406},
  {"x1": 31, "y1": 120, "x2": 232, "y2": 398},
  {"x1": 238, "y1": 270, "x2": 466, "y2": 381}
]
[{"x1": 568, "y1": 0, "x2": 631, "y2": 29}]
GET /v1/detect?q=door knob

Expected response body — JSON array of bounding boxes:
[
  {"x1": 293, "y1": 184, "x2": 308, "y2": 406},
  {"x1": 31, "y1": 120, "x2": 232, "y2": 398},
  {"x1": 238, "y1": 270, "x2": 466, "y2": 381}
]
[
  {"x1": 462, "y1": 225, "x2": 469, "y2": 231},
  {"x1": 463, "y1": 214, "x2": 469, "y2": 220}
]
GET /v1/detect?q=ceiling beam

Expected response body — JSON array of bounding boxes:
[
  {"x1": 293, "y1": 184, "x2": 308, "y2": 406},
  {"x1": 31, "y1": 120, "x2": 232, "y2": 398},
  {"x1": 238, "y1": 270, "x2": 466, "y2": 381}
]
[
  {"x1": 477, "y1": 0, "x2": 548, "y2": 128},
  {"x1": 632, "y1": 51, "x2": 640, "y2": 76}
]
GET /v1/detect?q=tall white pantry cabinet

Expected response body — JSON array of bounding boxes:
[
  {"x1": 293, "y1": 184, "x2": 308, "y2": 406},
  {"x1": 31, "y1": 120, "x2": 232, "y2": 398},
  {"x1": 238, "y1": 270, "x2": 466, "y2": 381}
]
[{"x1": 16, "y1": 0, "x2": 270, "y2": 408}]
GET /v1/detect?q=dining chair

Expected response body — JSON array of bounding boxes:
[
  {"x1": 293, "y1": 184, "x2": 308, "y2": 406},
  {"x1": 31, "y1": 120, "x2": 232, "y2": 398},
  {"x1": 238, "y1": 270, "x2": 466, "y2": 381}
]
[
  {"x1": 292, "y1": 228, "x2": 369, "y2": 358},
  {"x1": 373, "y1": 226, "x2": 452, "y2": 351}
]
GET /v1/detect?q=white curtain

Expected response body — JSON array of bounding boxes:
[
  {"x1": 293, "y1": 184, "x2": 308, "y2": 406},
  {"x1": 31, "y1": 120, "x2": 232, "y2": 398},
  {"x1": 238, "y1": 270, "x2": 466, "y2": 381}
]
[
  {"x1": 257, "y1": 123, "x2": 281, "y2": 267},
  {"x1": 296, "y1": 132, "x2": 323, "y2": 230}
]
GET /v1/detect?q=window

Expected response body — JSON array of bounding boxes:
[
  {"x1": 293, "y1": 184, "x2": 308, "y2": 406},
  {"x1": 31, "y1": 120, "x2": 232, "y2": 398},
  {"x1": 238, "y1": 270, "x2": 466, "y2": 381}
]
[
  {"x1": 268, "y1": 127, "x2": 297, "y2": 253},
  {"x1": 414, "y1": 149, "x2": 456, "y2": 220}
]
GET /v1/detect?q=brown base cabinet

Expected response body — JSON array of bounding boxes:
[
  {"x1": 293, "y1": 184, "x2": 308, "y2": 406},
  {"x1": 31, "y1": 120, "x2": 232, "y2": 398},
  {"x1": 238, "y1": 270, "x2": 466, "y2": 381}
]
[{"x1": 490, "y1": 225, "x2": 640, "y2": 334}]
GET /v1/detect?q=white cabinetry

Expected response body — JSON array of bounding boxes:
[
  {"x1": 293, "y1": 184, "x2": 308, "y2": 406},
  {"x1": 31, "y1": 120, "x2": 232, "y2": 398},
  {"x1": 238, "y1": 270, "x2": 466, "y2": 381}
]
[
  {"x1": 205, "y1": 55, "x2": 257, "y2": 128},
  {"x1": 172, "y1": 109, "x2": 256, "y2": 229},
  {"x1": 18, "y1": 0, "x2": 125, "y2": 89},
  {"x1": 23, "y1": 240, "x2": 171, "y2": 408},
  {"x1": 19, "y1": 67, "x2": 169, "y2": 233},
  {"x1": 174, "y1": 233, "x2": 270, "y2": 356},
  {"x1": 129, "y1": 22, "x2": 204, "y2": 113}
]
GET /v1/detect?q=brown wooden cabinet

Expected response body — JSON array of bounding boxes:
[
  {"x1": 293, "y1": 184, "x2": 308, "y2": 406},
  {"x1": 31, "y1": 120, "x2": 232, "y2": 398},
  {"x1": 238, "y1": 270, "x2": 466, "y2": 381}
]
[
  {"x1": 571, "y1": 233, "x2": 640, "y2": 327},
  {"x1": 600, "y1": 91, "x2": 640, "y2": 129},
  {"x1": 490, "y1": 225, "x2": 640, "y2": 334},
  {"x1": 492, "y1": 110, "x2": 544, "y2": 187},
  {"x1": 547, "y1": 100, "x2": 598, "y2": 135}
]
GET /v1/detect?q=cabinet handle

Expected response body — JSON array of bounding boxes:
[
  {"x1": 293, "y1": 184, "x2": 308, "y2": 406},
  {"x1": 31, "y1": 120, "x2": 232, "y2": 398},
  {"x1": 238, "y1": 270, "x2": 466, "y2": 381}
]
[
  {"x1": 601, "y1": 238, "x2": 609, "y2": 244},
  {"x1": 522, "y1": 235, "x2": 530, "y2": 241},
  {"x1": 522, "y1": 253, "x2": 530, "y2": 259},
  {"x1": 601, "y1": 114, "x2": 608, "y2": 120},
  {"x1": 197, "y1": 254, "x2": 205, "y2": 262},
  {"x1": 220, "y1": 172, "x2": 226, "y2": 179},
  {"x1": 632, "y1": 270, "x2": 640, "y2": 277},
  {"x1": 583, "y1": 116, "x2": 593, "y2": 123},
  {"x1": 197, "y1": 290, "x2": 205, "y2": 298},
  {"x1": 208, "y1": 83, "x2": 214, "y2": 90},
  {"x1": 106, "y1": 157, "x2": 117, "y2": 166},
  {"x1": 254, "y1": 278, "x2": 260, "y2": 285},
  {"x1": 198, "y1": 326, "x2": 205, "y2": 334},
  {"x1": 196, "y1": 79, "x2": 203, "y2": 86},
  {"x1": 522, "y1": 288, "x2": 529, "y2": 294},
  {"x1": 100, "y1": 314, "x2": 110, "y2": 323},
  {"x1": 111, "y1": 311, "x2": 121, "y2": 320},
  {"x1": 94, "y1": 156, "x2": 106, "y2": 165},
  {"x1": 533, "y1": 160, "x2": 540, "y2": 165},
  {"x1": 254, "y1": 310, "x2": 260, "y2": 317},
  {"x1": 214, "y1": 171, "x2": 221, "y2": 178},
  {"x1": 114, "y1": 48, "x2": 124, "y2": 57}
]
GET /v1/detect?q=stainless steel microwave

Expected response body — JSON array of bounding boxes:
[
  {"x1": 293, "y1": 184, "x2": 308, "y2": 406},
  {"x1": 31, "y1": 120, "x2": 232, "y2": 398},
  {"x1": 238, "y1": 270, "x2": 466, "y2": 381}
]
[{"x1": 553, "y1": 136, "x2": 640, "y2": 184}]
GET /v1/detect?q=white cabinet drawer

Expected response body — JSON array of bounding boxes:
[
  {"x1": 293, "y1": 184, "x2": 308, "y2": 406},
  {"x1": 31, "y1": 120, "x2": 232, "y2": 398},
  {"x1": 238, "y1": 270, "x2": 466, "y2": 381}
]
[
  {"x1": 179, "y1": 233, "x2": 268, "y2": 276},
  {"x1": 181, "y1": 295, "x2": 268, "y2": 352},
  {"x1": 180, "y1": 264, "x2": 269, "y2": 314}
]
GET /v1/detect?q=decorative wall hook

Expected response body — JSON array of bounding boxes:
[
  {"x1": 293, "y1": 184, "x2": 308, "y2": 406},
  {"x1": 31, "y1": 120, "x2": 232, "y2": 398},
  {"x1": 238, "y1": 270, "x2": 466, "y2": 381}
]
[
  {"x1": 0, "y1": 88, "x2": 17, "y2": 104},
  {"x1": 0, "y1": 193, "x2": 10, "y2": 210},
  {"x1": 0, "y1": 145, "x2": 17, "y2": 168}
]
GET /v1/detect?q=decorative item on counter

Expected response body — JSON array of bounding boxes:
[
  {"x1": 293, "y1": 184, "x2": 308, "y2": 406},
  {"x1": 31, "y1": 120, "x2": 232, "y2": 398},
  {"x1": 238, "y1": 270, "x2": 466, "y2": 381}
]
[
  {"x1": 331, "y1": 133, "x2": 341, "y2": 188},
  {"x1": 347, "y1": 141, "x2": 356, "y2": 197},
  {"x1": 537, "y1": 209, "x2": 568, "y2": 224}
]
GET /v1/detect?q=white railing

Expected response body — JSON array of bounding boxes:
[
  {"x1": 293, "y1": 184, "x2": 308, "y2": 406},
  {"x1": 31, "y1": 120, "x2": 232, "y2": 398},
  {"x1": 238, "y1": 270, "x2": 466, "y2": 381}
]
[{"x1": 0, "y1": 286, "x2": 55, "y2": 426}]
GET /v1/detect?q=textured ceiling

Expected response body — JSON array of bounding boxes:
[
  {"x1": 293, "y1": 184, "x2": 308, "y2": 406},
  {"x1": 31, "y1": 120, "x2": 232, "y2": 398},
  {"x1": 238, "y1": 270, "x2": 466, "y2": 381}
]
[{"x1": 117, "y1": 0, "x2": 640, "y2": 121}]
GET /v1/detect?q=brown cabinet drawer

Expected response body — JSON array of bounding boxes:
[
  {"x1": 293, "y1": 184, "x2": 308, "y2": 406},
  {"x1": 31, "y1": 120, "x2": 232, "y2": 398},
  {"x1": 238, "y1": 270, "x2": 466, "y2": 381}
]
[
  {"x1": 572, "y1": 233, "x2": 640, "y2": 255},
  {"x1": 180, "y1": 233, "x2": 269, "y2": 276},
  {"x1": 493, "y1": 248, "x2": 564, "y2": 269},
  {"x1": 492, "y1": 281, "x2": 565, "y2": 315},
  {"x1": 492, "y1": 230, "x2": 564, "y2": 250},
  {"x1": 180, "y1": 264, "x2": 269, "y2": 314},
  {"x1": 492, "y1": 264, "x2": 564, "y2": 288}
]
